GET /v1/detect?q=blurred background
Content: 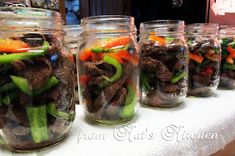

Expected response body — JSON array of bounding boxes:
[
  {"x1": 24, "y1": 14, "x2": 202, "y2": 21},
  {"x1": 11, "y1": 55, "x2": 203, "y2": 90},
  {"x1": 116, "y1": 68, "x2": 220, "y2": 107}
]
[{"x1": 0, "y1": 0, "x2": 234, "y2": 26}]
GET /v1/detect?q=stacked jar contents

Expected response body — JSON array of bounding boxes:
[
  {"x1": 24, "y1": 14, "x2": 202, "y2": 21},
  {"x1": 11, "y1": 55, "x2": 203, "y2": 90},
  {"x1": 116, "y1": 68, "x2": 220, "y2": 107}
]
[
  {"x1": 78, "y1": 15, "x2": 139, "y2": 124},
  {"x1": 139, "y1": 20, "x2": 189, "y2": 107},
  {"x1": 186, "y1": 24, "x2": 221, "y2": 96},
  {"x1": 64, "y1": 25, "x2": 82, "y2": 102},
  {"x1": 0, "y1": 7, "x2": 75, "y2": 151},
  {"x1": 219, "y1": 25, "x2": 235, "y2": 89}
]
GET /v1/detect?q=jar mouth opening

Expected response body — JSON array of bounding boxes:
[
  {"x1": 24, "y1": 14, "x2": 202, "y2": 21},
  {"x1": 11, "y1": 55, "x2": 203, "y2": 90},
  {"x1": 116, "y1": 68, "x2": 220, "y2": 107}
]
[
  {"x1": 140, "y1": 20, "x2": 185, "y2": 35},
  {"x1": 185, "y1": 23, "x2": 219, "y2": 35},
  {"x1": 0, "y1": 7, "x2": 64, "y2": 32},
  {"x1": 81, "y1": 15, "x2": 136, "y2": 34},
  {"x1": 81, "y1": 15, "x2": 134, "y2": 24},
  {"x1": 0, "y1": 7, "x2": 62, "y2": 20},
  {"x1": 141, "y1": 20, "x2": 184, "y2": 26}
]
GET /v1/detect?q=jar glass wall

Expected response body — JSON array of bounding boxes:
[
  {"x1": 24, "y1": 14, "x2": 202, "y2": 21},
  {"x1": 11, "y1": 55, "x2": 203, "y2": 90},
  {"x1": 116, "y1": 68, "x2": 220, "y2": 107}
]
[
  {"x1": 186, "y1": 23, "x2": 221, "y2": 96},
  {"x1": 0, "y1": 7, "x2": 75, "y2": 151},
  {"x1": 139, "y1": 20, "x2": 189, "y2": 108},
  {"x1": 219, "y1": 25, "x2": 235, "y2": 89},
  {"x1": 77, "y1": 15, "x2": 139, "y2": 124}
]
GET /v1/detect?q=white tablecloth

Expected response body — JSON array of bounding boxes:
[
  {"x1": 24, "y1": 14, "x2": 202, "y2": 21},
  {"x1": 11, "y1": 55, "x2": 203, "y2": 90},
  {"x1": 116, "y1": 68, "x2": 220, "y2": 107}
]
[{"x1": 1, "y1": 89, "x2": 235, "y2": 156}]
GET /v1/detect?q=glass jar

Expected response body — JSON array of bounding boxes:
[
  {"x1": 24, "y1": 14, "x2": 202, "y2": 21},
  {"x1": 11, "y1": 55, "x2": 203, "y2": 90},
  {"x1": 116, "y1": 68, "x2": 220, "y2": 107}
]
[
  {"x1": 186, "y1": 24, "x2": 221, "y2": 96},
  {"x1": 219, "y1": 25, "x2": 235, "y2": 89},
  {"x1": 0, "y1": 7, "x2": 75, "y2": 151},
  {"x1": 64, "y1": 25, "x2": 82, "y2": 102},
  {"x1": 78, "y1": 15, "x2": 139, "y2": 124},
  {"x1": 139, "y1": 20, "x2": 189, "y2": 108}
]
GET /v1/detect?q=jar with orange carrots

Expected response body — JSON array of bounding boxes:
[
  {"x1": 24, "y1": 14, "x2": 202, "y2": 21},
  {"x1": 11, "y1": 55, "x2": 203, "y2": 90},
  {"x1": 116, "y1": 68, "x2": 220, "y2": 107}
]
[
  {"x1": 77, "y1": 15, "x2": 139, "y2": 124},
  {"x1": 186, "y1": 23, "x2": 221, "y2": 96}
]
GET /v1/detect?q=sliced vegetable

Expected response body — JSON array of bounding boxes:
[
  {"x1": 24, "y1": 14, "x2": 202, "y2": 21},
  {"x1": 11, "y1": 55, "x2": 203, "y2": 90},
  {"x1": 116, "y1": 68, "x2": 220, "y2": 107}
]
[
  {"x1": 103, "y1": 36, "x2": 130, "y2": 49},
  {"x1": 200, "y1": 67, "x2": 213, "y2": 76},
  {"x1": 170, "y1": 71, "x2": 187, "y2": 84},
  {"x1": 26, "y1": 105, "x2": 49, "y2": 143},
  {"x1": 189, "y1": 53, "x2": 204, "y2": 64},
  {"x1": 227, "y1": 46, "x2": 235, "y2": 58},
  {"x1": 2, "y1": 91, "x2": 18, "y2": 106},
  {"x1": 79, "y1": 50, "x2": 93, "y2": 61},
  {"x1": 120, "y1": 85, "x2": 137, "y2": 118},
  {"x1": 79, "y1": 75, "x2": 91, "y2": 85},
  {"x1": 0, "y1": 51, "x2": 44, "y2": 64},
  {"x1": 100, "y1": 55, "x2": 123, "y2": 87},
  {"x1": 10, "y1": 75, "x2": 59, "y2": 96},
  {"x1": 223, "y1": 62, "x2": 235, "y2": 71},
  {"x1": 47, "y1": 103, "x2": 75, "y2": 121},
  {"x1": 0, "y1": 38, "x2": 29, "y2": 53},
  {"x1": 0, "y1": 82, "x2": 17, "y2": 94},
  {"x1": 148, "y1": 35, "x2": 165, "y2": 46},
  {"x1": 141, "y1": 74, "x2": 152, "y2": 92},
  {"x1": 10, "y1": 75, "x2": 32, "y2": 95},
  {"x1": 108, "y1": 49, "x2": 138, "y2": 65},
  {"x1": 226, "y1": 56, "x2": 234, "y2": 64},
  {"x1": 91, "y1": 47, "x2": 109, "y2": 53}
]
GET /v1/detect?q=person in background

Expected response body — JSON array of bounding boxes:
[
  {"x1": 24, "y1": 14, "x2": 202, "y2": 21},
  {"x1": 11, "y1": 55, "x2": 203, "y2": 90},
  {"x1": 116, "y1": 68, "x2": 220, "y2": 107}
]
[{"x1": 65, "y1": 0, "x2": 80, "y2": 25}]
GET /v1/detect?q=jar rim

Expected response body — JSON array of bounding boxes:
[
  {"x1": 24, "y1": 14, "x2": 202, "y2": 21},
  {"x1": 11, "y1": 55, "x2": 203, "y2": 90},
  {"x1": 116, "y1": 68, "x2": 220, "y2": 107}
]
[
  {"x1": 141, "y1": 20, "x2": 184, "y2": 26},
  {"x1": 185, "y1": 23, "x2": 219, "y2": 36},
  {"x1": 81, "y1": 15, "x2": 134, "y2": 24},
  {"x1": 0, "y1": 7, "x2": 62, "y2": 20}
]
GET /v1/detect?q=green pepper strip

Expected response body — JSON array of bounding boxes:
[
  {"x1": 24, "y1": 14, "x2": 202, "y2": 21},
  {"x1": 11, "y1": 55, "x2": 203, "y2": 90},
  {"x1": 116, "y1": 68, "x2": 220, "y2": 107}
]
[
  {"x1": 91, "y1": 47, "x2": 109, "y2": 53},
  {"x1": 0, "y1": 41, "x2": 49, "y2": 64},
  {"x1": 91, "y1": 45, "x2": 129, "y2": 53},
  {"x1": 2, "y1": 91, "x2": 18, "y2": 106},
  {"x1": 223, "y1": 62, "x2": 235, "y2": 71},
  {"x1": 10, "y1": 75, "x2": 59, "y2": 96},
  {"x1": 47, "y1": 103, "x2": 75, "y2": 121},
  {"x1": 100, "y1": 55, "x2": 123, "y2": 87},
  {"x1": 141, "y1": 74, "x2": 152, "y2": 92},
  {"x1": 0, "y1": 82, "x2": 17, "y2": 94},
  {"x1": 26, "y1": 105, "x2": 49, "y2": 143},
  {"x1": 170, "y1": 71, "x2": 187, "y2": 84},
  {"x1": 120, "y1": 85, "x2": 137, "y2": 119}
]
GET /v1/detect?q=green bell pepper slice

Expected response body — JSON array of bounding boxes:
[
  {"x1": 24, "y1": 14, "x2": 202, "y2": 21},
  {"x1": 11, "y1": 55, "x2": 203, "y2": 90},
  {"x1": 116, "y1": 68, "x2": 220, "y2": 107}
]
[
  {"x1": 10, "y1": 75, "x2": 59, "y2": 96},
  {"x1": 2, "y1": 91, "x2": 18, "y2": 106},
  {"x1": 26, "y1": 105, "x2": 49, "y2": 143},
  {"x1": 0, "y1": 82, "x2": 17, "y2": 94},
  {"x1": 0, "y1": 41, "x2": 49, "y2": 64},
  {"x1": 47, "y1": 103, "x2": 75, "y2": 121},
  {"x1": 222, "y1": 62, "x2": 235, "y2": 71},
  {"x1": 120, "y1": 85, "x2": 137, "y2": 119},
  {"x1": 100, "y1": 55, "x2": 123, "y2": 87},
  {"x1": 170, "y1": 71, "x2": 187, "y2": 84}
]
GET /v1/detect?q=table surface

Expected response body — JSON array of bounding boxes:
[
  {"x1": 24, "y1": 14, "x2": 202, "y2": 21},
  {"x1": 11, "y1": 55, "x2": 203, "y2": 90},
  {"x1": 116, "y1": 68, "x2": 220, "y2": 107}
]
[{"x1": 1, "y1": 89, "x2": 235, "y2": 156}]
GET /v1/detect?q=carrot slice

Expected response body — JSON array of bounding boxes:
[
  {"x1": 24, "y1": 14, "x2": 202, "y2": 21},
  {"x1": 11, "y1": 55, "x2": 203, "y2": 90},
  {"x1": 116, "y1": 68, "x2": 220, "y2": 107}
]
[
  {"x1": 0, "y1": 39, "x2": 29, "y2": 53},
  {"x1": 189, "y1": 53, "x2": 204, "y2": 64},
  {"x1": 79, "y1": 50, "x2": 93, "y2": 61},
  {"x1": 103, "y1": 36, "x2": 130, "y2": 48},
  {"x1": 148, "y1": 36, "x2": 165, "y2": 46}
]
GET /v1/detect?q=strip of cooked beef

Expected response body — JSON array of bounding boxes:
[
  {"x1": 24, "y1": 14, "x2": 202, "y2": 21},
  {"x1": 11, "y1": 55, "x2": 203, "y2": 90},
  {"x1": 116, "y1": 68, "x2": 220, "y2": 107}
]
[
  {"x1": 48, "y1": 56, "x2": 75, "y2": 112},
  {"x1": 11, "y1": 60, "x2": 27, "y2": 71},
  {"x1": 142, "y1": 56, "x2": 172, "y2": 81},
  {"x1": 89, "y1": 63, "x2": 134, "y2": 113},
  {"x1": 160, "y1": 82, "x2": 184, "y2": 94},
  {"x1": 83, "y1": 61, "x2": 114, "y2": 77},
  {"x1": 88, "y1": 76, "x2": 104, "y2": 86},
  {"x1": 19, "y1": 57, "x2": 52, "y2": 89},
  {"x1": 103, "y1": 87, "x2": 128, "y2": 118},
  {"x1": 0, "y1": 107, "x2": 7, "y2": 128},
  {"x1": 192, "y1": 75, "x2": 211, "y2": 86}
]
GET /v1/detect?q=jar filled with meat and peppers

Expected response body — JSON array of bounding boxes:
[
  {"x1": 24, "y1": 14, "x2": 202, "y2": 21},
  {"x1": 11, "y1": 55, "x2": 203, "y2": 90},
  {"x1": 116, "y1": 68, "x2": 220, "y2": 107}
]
[
  {"x1": 219, "y1": 25, "x2": 235, "y2": 89},
  {"x1": 78, "y1": 15, "x2": 139, "y2": 124},
  {"x1": 139, "y1": 20, "x2": 189, "y2": 108},
  {"x1": 64, "y1": 25, "x2": 82, "y2": 102},
  {"x1": 186, "y1": 23, "x2": 221, "y2": 96},
  {"x1": 0, "y1": 7, "x2": 75, "y2": 151}
]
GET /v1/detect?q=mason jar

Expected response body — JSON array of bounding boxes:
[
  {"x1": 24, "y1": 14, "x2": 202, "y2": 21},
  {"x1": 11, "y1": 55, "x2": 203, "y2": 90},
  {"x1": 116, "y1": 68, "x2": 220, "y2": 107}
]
[
  {"x1": 219, "y1": 25, "x2": 235, "y2": 89},
  {"x1": 139, "y1": 20, "x2": 189, "y2": 108},
  {"x1": 186, "y1": 23, "x2": 221, "y2": 96},
  {"x1": 64, "y1": 25, "x2": 82, "y2": 103},
  {"x1": 78, "y1": 15, "x2": 139, "y2": 124},
  {"x1": 0, "y1": 7, "x2": 75, "y2": 151}
]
